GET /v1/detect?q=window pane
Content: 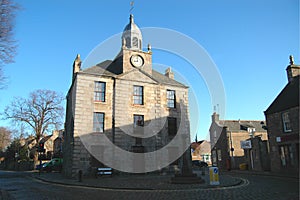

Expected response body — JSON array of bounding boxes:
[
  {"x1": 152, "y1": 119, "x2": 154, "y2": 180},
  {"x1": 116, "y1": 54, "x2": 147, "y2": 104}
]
[
  {"x1": 94, "y1": 82, "x2": 106, "y2": 102},
  {"x1": 134, "y1": 96, "x2": 142, "y2": 105},
  {"x1": 133, "y1": 86, "x2": 143, "y2": 105},
  {"x1": 134, "y1": 115, "x2": 144, "y2": 127},
  {"x1": 93, "y1": 112, "x2": 104, "y2": 132},
  {"x1": 167, "y1": 90, "x2": 175, "y2": 108},
  {"x1": 282, "y1": 112, "x2": 291, "y2": 132}
]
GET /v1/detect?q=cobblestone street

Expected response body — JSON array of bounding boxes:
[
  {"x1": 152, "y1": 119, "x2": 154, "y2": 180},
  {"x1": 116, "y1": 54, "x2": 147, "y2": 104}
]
[{"x1": 0, "y1": 170, "x2": 298, "y2": 200}]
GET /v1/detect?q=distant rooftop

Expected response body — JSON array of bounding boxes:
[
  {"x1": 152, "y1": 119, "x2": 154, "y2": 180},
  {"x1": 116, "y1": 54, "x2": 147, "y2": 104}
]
[{"x1": 217, "y1": 120, "x2": 266, "y2": 132}]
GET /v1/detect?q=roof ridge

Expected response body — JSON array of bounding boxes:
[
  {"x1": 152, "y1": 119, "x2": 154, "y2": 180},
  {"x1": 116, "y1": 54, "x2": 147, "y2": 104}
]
[{"x1": 220, "y1": 120, "x2": 264, "y2": 122}]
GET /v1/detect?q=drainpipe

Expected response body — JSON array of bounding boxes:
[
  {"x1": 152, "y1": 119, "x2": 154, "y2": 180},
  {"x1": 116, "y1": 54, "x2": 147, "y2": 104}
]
[{"x1": 112, "y1": 77, "x2": 116, "y2": 144}]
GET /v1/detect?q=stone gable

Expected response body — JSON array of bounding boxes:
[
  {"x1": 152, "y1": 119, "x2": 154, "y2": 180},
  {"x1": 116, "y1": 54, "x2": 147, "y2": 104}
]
[{"x1": 117, "y1": 69, "x2": 157, "y2": 84}]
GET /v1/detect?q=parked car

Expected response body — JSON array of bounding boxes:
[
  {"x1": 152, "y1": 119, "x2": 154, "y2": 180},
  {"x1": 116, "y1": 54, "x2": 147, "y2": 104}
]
[
  {"x1": 42, "y1": 158, "x2": 63, "y2": 172},
  {"x1": 192, "y1": 160, "x2": 208, "y2": 168}
]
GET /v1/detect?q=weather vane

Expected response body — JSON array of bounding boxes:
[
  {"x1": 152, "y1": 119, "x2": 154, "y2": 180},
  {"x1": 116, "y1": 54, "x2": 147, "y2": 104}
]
[{"x1": 130, "y1": 1, "x2": 134, "y2": 14}]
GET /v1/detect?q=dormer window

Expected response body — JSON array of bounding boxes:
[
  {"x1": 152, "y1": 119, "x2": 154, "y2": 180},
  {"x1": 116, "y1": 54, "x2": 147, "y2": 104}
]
[{"x1": 247, "y1": 128, "x2": 255, "y2": 133}]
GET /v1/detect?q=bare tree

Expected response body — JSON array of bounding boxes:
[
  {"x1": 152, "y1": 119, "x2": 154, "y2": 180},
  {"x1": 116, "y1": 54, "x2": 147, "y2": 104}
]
[
  {"x1": 0, "y1": 0, "x2": 18, "y2": 88},
  {"x1": 0, "y1": 67, "x2": 7, "y2": 89},
  {"x1": 3, "y1": 89, "x2": 65, "y2": 145},
  {"x1": 0, "y1": 126, "x2": 11, "y2": 151}
]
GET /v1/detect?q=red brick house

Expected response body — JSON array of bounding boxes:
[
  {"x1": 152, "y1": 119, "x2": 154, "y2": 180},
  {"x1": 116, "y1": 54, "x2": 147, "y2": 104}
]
[{"x1": 264, "y1": 56, "x2": 299, "y2": 176}]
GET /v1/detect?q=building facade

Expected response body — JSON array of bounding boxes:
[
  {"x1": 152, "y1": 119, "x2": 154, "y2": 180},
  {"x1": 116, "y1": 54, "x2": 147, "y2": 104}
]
[
  {"x1": 63, "y1": 15, "x2": 191, "y2": 178},
  {"x1": 243, "y1": 136, "x2": 270, "y2": 171},
  {"x1": 209, "y1": 112, "x2": 267, "y2": 170},
  {"x1": 264, "y1": 56, "x2": 299, "y2": 176},
  {"x1": 191, "y1": 140, "x2": 211, "y2": 165}
]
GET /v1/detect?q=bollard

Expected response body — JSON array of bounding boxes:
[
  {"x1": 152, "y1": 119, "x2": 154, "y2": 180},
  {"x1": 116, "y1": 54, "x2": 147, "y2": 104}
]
[
  {"x1": 209, "y1": 166, "x2": 220, "y2": 185},
  {"x1": 78, "y1": 170, "x2": 82, "y2": 182}
]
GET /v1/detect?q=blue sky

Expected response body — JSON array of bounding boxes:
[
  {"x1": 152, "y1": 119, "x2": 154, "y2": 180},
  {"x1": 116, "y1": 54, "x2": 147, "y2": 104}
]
[{"x1": 0, "y1": 0, "x2": 299, "y2": 141}]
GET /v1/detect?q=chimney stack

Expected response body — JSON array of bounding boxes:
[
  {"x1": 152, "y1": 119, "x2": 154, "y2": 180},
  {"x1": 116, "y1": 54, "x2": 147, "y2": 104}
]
[
  {"x1": 286, "y1": 55, "x2": 300, "y2": 82},
  {"x1": 165, "y1": 67, "x2": 174, "y2": 79},
  {"x1": 73, "y1": 54, "x2": 81, "y2": 80},
  {"x1": 212, "y1": 112, "x2": 219, "y2": 123}
]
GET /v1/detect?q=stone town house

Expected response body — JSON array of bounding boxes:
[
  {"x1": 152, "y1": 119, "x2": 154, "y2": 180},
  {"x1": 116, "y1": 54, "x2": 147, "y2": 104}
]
[
  {"x1": 63, "y1": 15, "x2": 191, "y2": 178},
  {"x1": 264, "y1": 56, "x2": 299, "y2": 176},
  {"x1": 18, "y1": 130, "x2": 63, "y2": 160},
  {"x1": 209, "y1": 112, "x2": 267, "y2": 170}
]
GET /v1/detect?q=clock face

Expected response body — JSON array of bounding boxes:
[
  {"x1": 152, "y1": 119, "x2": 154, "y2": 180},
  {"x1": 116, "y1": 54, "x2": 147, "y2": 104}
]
[{"x1": 130, "y1": 55, "x2": 144, "y2": 67}]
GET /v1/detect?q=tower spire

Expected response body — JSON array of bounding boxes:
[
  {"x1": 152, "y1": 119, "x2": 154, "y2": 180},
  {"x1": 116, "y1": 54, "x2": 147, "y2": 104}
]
[{"x1": 130, "y1": 14, "x2": 134, "y2": 24}]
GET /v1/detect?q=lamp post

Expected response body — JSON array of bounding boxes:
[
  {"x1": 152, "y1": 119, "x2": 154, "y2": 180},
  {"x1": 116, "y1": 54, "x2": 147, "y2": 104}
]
[
  {"x1": 228, "y1": 131, "x2": 234, "y2": 170},
  {"x1": 229, "y1": 131, "x2": 234, "y2": 157},
  {"x1": 248, "y1": 128, "x2": 255, "y2": 170}
]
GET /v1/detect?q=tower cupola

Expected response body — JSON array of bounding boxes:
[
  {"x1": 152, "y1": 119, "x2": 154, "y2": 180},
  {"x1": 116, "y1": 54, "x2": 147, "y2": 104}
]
[{"x1": 122, "y1": 14, "x2": 143, "y2": 51}]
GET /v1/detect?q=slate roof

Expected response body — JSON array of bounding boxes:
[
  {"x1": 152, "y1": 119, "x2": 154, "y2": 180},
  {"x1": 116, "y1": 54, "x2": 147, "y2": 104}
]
[
  {"x1": 151, "y1": 70, "x2": 187, "y2": 88},
  {"x1": 216, "y1": 120, "x2": 266, "y2": 132},
  {"x1": 81, "y1": 60, "x2": 187, "y2": 88},
  {"x1": 191, "y1": 140, "x2": 211, "y2": 154},
  {"x1": 81, "y1": 60, "x2": 115, "y2": 77},
  {"x1": 265, "y1": 75, "x2": 299, "y2": 115}
]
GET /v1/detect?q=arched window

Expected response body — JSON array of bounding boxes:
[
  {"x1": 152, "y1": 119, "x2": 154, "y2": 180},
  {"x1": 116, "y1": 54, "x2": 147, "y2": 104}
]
[
  {"x1": 126, "y1": 37, "x2": 131, "y2": 48},
  {"x1": 133, "y1": 37, "x2": 138, "y2": 48}
]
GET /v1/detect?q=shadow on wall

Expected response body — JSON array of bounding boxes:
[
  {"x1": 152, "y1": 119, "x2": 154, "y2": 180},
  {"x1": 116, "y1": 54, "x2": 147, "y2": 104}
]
[{"x1": 62, "y1": 100, "x2": 192, "y2": 177}]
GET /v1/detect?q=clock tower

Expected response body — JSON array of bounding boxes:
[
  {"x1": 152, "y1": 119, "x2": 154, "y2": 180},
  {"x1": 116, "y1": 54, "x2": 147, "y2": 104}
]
[
  {"x1": 65, "y1": 12, "x2": 191, "y2": 177},
  {"x1": 106, "y1": 14, "x2": 152, "y2": 75}
]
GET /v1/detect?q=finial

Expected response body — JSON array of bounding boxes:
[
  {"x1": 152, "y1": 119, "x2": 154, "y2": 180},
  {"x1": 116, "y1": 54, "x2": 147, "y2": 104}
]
[
  {"x1": 165, "y1": 67, "x2": 171, "y2": 73},
  {"x1": 130, "y1": 14, "x2": 134, "y2": 23},
  {"x1": 75, "y1": 54, "x2": 81, "y2": 61},
  {"x1": 289, "y1": 55, "x2": 294, "y2": 65},
  {"x1": 147, "y1": 43, "x2": 152, "y2": 52}
]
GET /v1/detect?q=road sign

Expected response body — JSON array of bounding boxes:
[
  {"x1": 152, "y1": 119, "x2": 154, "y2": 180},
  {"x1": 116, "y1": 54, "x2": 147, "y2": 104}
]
[{"x1": 209, "y1": 166, "x2": 220, "y2": 185}]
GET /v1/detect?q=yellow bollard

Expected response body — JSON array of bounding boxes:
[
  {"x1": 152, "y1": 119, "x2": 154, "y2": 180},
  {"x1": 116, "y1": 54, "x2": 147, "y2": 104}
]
[{"x1": 209, "y1": 167, "x2": 220, "y2": 185}]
